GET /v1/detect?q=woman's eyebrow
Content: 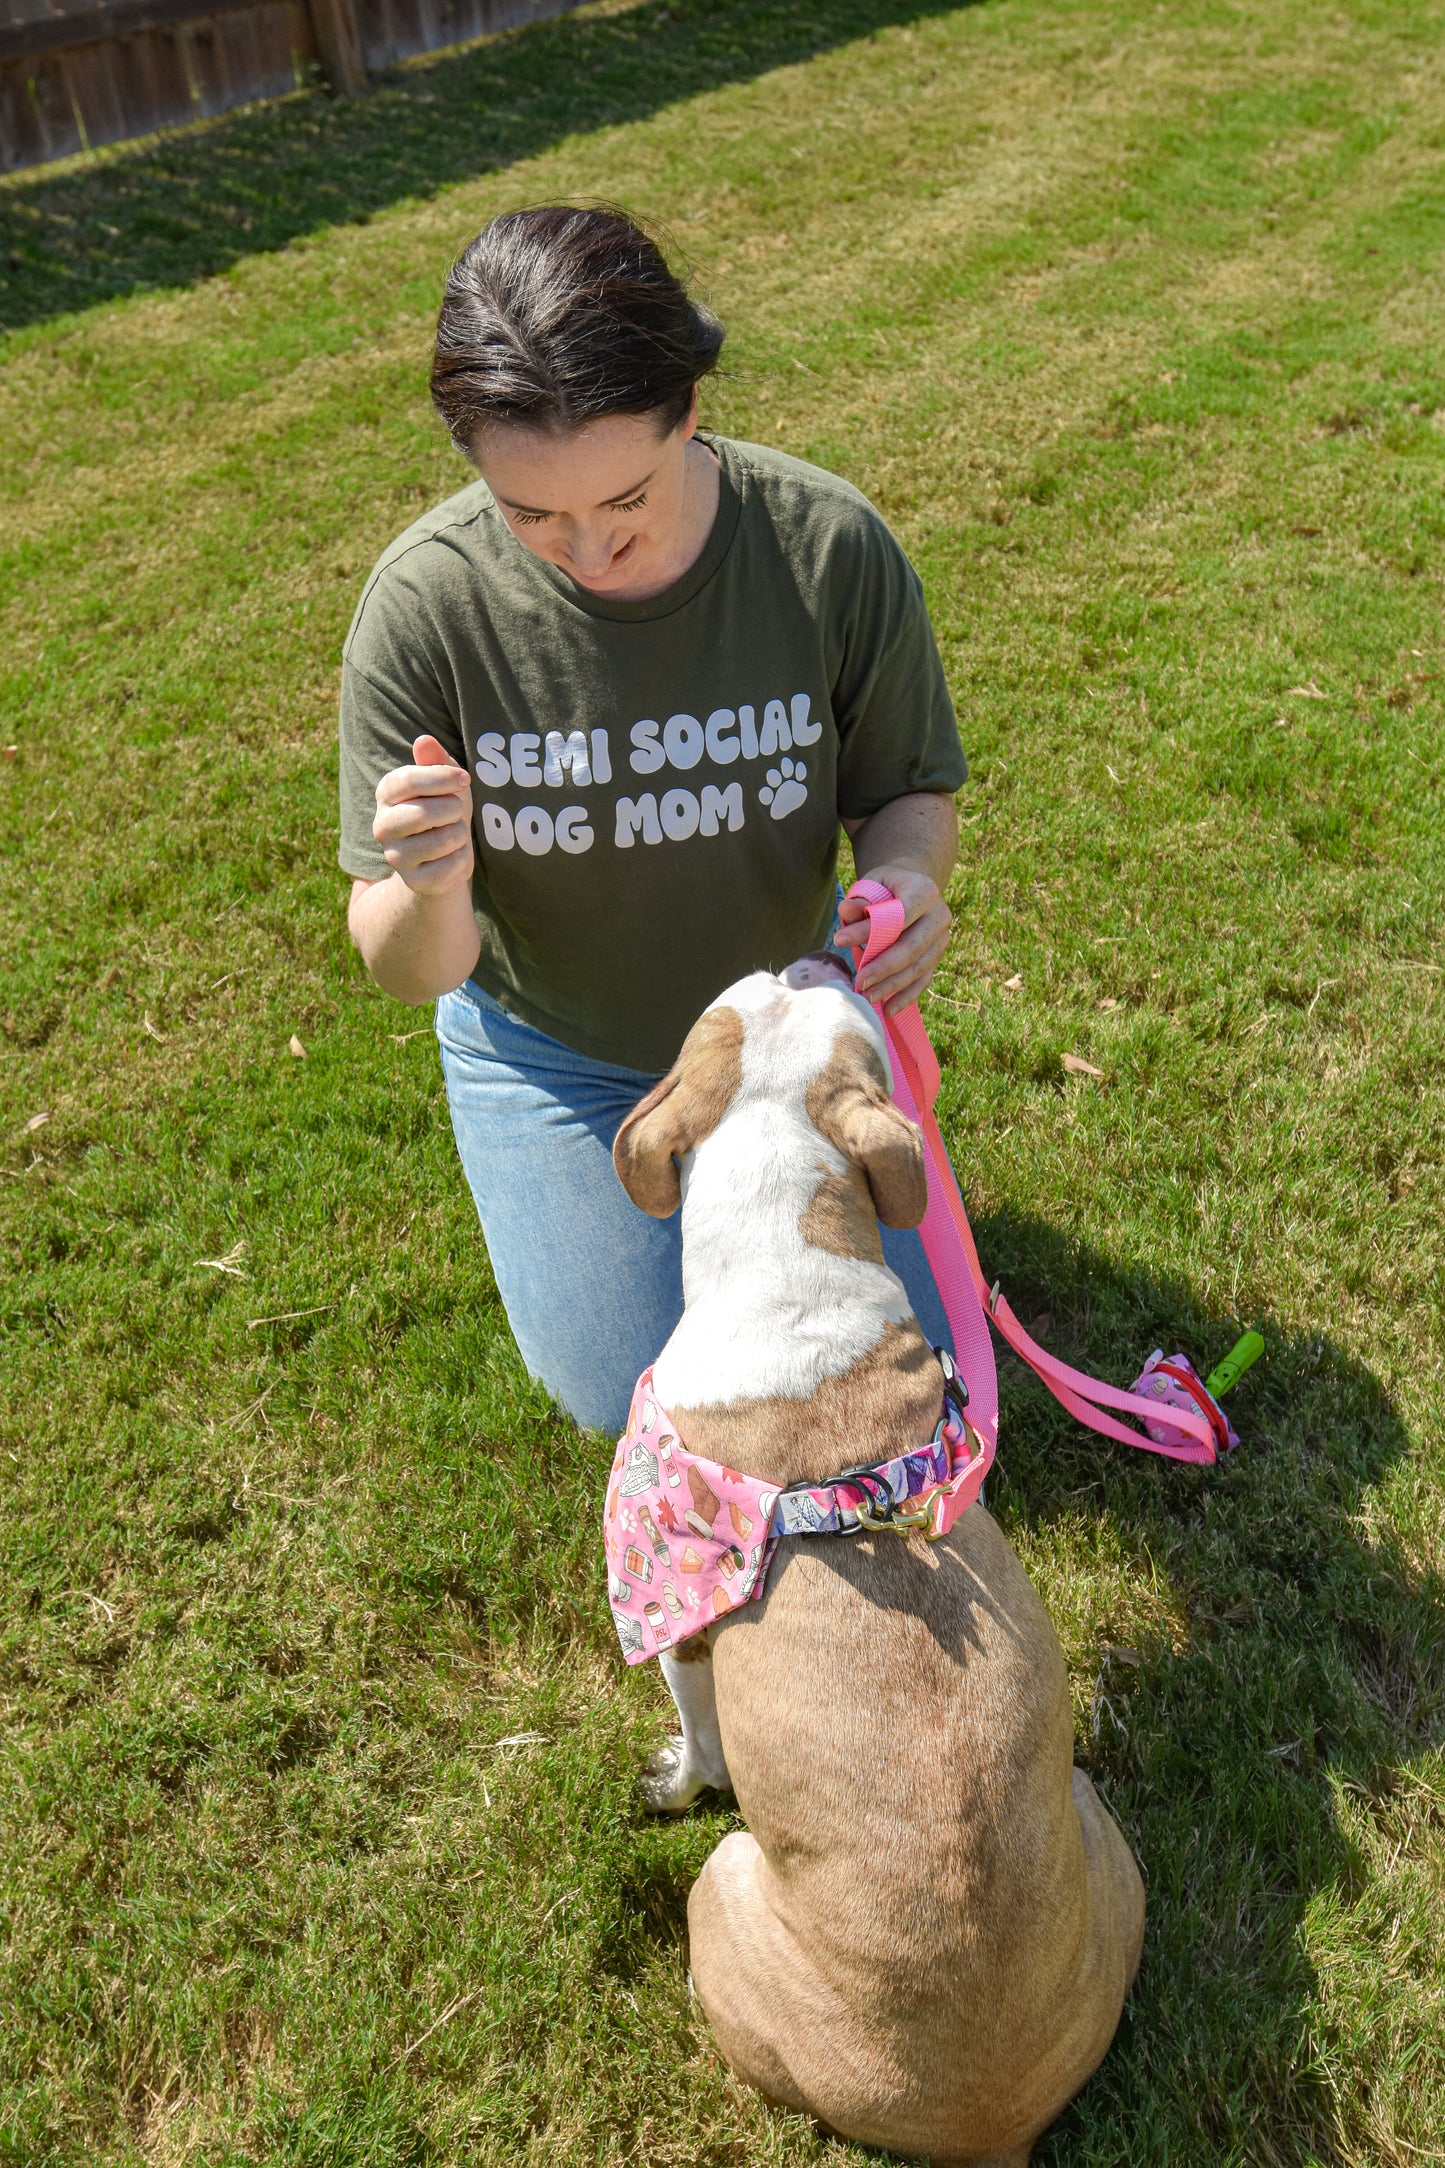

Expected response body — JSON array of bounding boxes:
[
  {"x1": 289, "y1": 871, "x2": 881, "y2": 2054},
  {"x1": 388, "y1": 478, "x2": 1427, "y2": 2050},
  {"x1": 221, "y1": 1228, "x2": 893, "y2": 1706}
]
[{"x1": 600, "y1": 468, "x2": 656, "y2": 506}]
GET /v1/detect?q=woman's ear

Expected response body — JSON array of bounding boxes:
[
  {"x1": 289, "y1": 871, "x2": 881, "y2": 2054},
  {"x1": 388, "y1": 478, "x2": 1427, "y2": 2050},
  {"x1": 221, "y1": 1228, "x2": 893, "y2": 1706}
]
[
  {"x1": 612, "y1": 1005, "x2": 744, "y2": 1218},
  {"x1": 807, "y1": 1029, "x2": 928, "y2": 1229}
]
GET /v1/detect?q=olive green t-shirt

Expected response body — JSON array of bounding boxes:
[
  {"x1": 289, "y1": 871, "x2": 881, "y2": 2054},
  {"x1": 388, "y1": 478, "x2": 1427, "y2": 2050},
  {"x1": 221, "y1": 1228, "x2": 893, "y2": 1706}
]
[{"x1": 339, "y1": 436, "x2": 965, "y2": 1071}]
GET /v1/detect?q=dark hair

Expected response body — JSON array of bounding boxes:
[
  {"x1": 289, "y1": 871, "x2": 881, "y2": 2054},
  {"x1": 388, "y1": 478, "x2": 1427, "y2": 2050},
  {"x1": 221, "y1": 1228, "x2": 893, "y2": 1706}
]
[{"x1": 430, "y1": 205, "x2": 725, "y2": 449}]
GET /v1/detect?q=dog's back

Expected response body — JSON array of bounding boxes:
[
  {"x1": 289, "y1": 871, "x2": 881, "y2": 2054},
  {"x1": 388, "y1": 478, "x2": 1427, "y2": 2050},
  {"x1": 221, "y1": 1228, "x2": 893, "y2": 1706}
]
[{"x1": 701, "y1": 1510, "x2": 1142, "y2": 2164}]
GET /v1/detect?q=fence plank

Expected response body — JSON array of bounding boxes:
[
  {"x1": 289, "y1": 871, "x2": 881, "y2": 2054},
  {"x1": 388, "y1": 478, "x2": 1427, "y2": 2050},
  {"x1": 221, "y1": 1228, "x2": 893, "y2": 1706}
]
[
  {"x1": 61, "y1": 28, "x2": 127, "y2": 138},
  {"x1": 0, "y1": 56, "x2": 51, "y2": 166},
  {"x1": 305, "y1": 0, "x2": 359, "y2": 92},
  {"x1": 356, "y1": 0, "x2": 568, "y2": 66},
  {"x1": 354, "y1": 0, "x2": 409, "y2": 70},
  {"x1": 222, "y1": 0, "x2": 300, "y2": 98},
  {"x1": 110, "y1": 20, "x2": 196, "y2": 132},
  {"x1": 5, "y1": 47, "x2": 83, "y2": 161}
]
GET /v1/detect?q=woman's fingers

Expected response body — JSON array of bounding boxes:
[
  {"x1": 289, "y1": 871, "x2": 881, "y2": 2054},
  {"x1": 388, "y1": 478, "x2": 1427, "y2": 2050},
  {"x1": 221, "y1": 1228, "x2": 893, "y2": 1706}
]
[
  {"x1": 847, "y1": 871, "x2": 949, "y2": 987},
  {"x1": 855, "y1": 902, "x2": 950, "y2": 993},
  {"x1": 855, "y1": 905, "x2": 952, "y2": 1011},
  {"x1": 376, "y1": 759, "x2": 472, "y2": 814},
  {"x1": 885, "y1": 969, "x2": 936, "y2": 1016},
  {"x1": 371, "y1": 753, "x2": 475, "y2": 895},
  {"x1": 389, "y1": 841, "x2": 474, "y2": 894},
  {"x1": 375, "y1": 795, "x2": 468, "y2": 845},
  {"x1": 881, "y1": 949, "x2": 945, "y2": 1012},
  {"x1": 413, "y1": 733, "x2": 458, "y2": 768},
  {"x1": 382, "y1": 817, "x2": 473, "y2": 870},
  {"x1": 377, "y1": 759, "x2": 470, "y2": 799},
  {"x1": 374, "y1": 761, "x2": 472, "y2": 848}
]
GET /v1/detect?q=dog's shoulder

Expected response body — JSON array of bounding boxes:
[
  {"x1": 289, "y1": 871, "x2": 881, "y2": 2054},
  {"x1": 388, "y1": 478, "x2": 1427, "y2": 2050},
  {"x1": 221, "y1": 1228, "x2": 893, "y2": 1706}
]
[{"x1": 671, "y1": 1318, "x2": 944, "y2": 1485}]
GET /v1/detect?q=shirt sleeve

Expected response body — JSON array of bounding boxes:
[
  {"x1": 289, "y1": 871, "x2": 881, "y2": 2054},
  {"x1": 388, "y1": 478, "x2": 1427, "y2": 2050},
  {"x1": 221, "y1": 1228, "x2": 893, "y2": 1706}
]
[
  {"x1": 337, "y1": 567, "x2": 468, "y2": 881},
  {"x1": 829, "y1": 509, "x2": 966, "y2": 822}
]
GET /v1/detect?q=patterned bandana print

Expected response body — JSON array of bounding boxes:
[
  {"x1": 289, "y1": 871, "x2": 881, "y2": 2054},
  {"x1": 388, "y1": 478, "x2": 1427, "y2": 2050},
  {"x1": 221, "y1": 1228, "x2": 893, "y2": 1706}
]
[
  {"x1": 603, "y1": 1366, "x2": 963, "y2": 1665},
  {"x1": 1130, "y1": 1350, "x2": 1238, "y2": 1456}
]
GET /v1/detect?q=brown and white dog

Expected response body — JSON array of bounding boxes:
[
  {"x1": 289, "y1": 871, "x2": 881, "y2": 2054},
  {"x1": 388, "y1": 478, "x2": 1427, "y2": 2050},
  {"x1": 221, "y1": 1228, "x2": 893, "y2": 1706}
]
[{"x1": 612, "y1": 959, "x2": 1145, "y2": 2168}]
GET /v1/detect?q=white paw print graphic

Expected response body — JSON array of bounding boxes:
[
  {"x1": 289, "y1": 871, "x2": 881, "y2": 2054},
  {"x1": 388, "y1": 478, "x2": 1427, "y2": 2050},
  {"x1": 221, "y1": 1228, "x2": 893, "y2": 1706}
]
[{"x1": 759, "y1": 757, "x2": 808, "y2": 820}]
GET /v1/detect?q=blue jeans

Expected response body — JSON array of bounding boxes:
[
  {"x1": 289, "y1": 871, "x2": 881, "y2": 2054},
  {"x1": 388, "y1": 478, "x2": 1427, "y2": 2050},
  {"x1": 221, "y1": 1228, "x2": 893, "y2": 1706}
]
[{"x1": 435, "y1": 978, "x2": 952, "y2": 1435}]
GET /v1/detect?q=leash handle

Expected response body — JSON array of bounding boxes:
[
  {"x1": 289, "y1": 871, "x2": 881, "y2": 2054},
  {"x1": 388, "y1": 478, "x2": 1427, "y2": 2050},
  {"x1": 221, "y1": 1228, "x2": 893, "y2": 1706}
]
[{"x1": 844, "y1": 879, "x2": 1220, "y2": 1479}]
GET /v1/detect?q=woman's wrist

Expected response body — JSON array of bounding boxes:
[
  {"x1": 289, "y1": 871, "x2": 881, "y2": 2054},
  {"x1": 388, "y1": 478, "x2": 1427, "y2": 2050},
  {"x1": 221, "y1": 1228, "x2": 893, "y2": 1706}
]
[{"x1": 847, "y1": 794, "x2": 958, "y2": 896}]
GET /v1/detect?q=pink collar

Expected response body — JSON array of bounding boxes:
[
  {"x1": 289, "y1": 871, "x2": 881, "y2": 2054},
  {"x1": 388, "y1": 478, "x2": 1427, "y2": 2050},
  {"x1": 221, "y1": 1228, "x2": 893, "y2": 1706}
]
[{"x1": 603, "y1": 1356, "x2": 981, "y2": 1665}]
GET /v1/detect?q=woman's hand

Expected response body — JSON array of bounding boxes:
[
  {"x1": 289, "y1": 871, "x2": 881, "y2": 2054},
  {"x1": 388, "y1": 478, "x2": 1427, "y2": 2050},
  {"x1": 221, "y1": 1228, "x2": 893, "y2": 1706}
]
[
  {"x1": 373, "y1": 735, "x2": 475, "y2": 894},
  {"x1": 836, "y1": 792, "x2": 959, "y2": 1014},
  {"x1": 835, "y1": 866, "x2": 952, "y2": 1015}
]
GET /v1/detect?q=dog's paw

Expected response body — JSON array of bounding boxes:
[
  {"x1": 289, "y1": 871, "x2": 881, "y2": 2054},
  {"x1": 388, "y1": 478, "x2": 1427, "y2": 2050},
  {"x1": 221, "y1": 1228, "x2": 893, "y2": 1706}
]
[{"x1": 638, "y1": 1735, "x2": 729, "y2": 1815}]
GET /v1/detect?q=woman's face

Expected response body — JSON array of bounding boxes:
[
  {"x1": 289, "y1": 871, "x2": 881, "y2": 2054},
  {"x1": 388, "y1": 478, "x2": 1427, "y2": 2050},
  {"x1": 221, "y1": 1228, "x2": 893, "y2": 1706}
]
[{"x1": 473, "y1": 401, "x2": 699, "y2": 598}]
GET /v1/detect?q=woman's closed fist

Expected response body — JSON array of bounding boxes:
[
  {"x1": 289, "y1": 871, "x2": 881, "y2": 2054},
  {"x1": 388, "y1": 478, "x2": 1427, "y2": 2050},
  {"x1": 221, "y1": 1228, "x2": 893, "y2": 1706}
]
[{"x1": 373, "y1": 734, "x2": 475, "y2": 894}]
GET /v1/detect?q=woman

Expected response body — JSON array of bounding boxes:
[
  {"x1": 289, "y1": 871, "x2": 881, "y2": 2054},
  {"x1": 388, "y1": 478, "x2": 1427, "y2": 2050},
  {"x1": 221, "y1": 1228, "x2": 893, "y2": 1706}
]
[{"x1": 339, "y1": 205, "x2": 966, "y2": 1434}]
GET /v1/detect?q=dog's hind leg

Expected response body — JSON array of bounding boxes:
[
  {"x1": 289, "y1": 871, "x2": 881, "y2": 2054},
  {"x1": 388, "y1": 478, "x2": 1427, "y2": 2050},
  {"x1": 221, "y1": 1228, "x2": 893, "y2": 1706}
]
[
  {"x1": 1071, "y1": 1766, "x2": 1146, "y2": 1999},
  {"x1": 690, "y1": 1833, "x2": 1051, "y2": 2166},
  {"x1": 691, "y1": 1832, "x2": 948, "y2": 2147},
  {"x1": 688, "y1": 1830, "x2": 815, "y2": 2109},
  {"x1": 640, "y1": 1638, "x2": 733, "y2": 1813},
  {"x1": 993, "y1": 1767, "x2": 1142, "y2": 2146}
]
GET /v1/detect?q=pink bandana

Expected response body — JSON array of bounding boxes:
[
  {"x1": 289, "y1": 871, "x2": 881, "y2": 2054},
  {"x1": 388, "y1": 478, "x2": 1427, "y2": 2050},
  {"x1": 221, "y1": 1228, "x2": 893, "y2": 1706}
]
[{"x1": 603, "y1": 1364, "x2": 970, "y2": 1665}]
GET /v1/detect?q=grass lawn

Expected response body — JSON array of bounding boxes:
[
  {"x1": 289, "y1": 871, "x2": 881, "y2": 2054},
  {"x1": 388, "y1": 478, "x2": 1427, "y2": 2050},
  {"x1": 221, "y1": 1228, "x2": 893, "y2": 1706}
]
[{"x1": 3, "y1": 0, "x2": 1445, "y2": 2158}]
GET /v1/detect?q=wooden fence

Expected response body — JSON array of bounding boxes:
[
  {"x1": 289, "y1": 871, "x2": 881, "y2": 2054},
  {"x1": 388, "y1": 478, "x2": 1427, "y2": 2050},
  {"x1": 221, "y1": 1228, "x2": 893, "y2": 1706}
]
[{"x1": 0, "y1": 0, "x2": 576, "y2": 174}]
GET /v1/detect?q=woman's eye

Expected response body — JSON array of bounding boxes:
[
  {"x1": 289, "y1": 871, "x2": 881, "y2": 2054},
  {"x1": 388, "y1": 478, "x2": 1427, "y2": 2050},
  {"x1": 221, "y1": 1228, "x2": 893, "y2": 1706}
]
[
  {"x1": 613, "y1": 494, "x2": 647, "y2": 513},
  {"x1": 512, "y1": 511, "x2": 549, "y2": 527}
]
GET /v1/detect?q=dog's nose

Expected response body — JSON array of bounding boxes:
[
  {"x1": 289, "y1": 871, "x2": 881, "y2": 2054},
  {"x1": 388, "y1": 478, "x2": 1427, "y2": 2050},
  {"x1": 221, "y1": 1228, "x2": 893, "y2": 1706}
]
[{"x1": 780, "y1": 950, "x2": 854, "y2": 992}]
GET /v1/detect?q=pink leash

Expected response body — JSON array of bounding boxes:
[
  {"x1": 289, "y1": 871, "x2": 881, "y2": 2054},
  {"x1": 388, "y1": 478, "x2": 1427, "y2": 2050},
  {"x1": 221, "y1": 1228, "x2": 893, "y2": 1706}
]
[{"x1": 845, "y1": 880, "x2": 1219, "y2": 1539}]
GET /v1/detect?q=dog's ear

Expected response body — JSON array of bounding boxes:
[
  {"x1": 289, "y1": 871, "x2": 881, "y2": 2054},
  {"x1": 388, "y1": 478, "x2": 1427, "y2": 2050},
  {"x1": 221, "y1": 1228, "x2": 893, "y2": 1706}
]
[
  {"x1": 807, "y1": 1029, "x2": 928, "y2": 1230},
  {"x1": 612, "y1": 1070, "x2": 686, "y2": 1218},
  {"x1": 613, "y1": 1005, "x2": 745, "y2": 1218}
]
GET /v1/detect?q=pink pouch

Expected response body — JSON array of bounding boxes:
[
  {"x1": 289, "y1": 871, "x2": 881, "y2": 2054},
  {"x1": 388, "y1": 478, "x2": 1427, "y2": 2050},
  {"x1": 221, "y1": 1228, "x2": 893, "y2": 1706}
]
[{"x1": 1130, "y1": 1350, "x2": 1238, "y2": 1457}]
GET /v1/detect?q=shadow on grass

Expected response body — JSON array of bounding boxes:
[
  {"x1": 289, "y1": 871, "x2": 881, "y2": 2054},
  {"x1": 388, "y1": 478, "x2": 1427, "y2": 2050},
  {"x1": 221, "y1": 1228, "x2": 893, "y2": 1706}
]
[
  {"x1": 0, "y1": 0, "x2": 981, "y2": 334},
  {"x1": 964, "y1": 1206, "x2": 1439, "y2": 2161}
]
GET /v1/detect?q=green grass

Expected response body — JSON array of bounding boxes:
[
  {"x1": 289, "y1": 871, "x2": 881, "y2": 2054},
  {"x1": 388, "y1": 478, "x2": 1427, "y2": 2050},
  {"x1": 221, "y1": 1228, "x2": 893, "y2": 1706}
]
[{"x1": 3, "y1": 0, "x2": 1445, "y2": 2158}]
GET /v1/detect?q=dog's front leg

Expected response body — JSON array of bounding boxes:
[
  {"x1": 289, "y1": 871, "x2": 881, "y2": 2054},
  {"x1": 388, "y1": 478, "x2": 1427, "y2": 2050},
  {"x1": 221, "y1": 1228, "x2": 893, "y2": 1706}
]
[{"x1": 640, "y1": 1634, "x2": 733, "y2": 1813}]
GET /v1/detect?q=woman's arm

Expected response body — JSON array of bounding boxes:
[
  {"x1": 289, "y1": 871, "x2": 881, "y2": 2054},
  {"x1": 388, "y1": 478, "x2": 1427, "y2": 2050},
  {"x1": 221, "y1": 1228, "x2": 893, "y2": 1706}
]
[
  {"x1": 348, "y1": 734, "x2": 481, "y2": 1004},
  {"x1": 835, "y1": 791, "x2": 958, "y2": 1015}
]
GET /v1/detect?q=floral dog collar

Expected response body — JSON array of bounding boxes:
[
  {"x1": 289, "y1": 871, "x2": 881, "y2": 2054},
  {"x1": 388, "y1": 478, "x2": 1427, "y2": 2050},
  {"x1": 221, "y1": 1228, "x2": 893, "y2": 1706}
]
[{"x1": 603, "y1": 1353, "x2": 971, "y2": 1665}]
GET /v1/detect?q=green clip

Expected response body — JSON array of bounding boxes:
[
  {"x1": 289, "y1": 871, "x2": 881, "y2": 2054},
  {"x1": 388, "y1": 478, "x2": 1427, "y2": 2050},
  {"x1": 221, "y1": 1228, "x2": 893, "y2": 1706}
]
[{"x1": 1204, "y1": 1330, "x2": 1265, "y2": 1400}]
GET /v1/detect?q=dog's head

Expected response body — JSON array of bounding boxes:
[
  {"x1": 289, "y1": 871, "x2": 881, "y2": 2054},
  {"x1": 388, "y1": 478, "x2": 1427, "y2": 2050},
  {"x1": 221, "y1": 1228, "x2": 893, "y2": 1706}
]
[{"x1": 613, "y1": 968, "x2": 928, "y2": 1237}]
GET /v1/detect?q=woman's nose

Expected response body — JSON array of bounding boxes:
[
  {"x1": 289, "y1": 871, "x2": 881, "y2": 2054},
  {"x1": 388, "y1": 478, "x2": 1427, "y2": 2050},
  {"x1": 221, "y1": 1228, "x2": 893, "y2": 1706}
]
[{"x1": 566, "y1": 521, "x2": 622, "y2": 572}]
